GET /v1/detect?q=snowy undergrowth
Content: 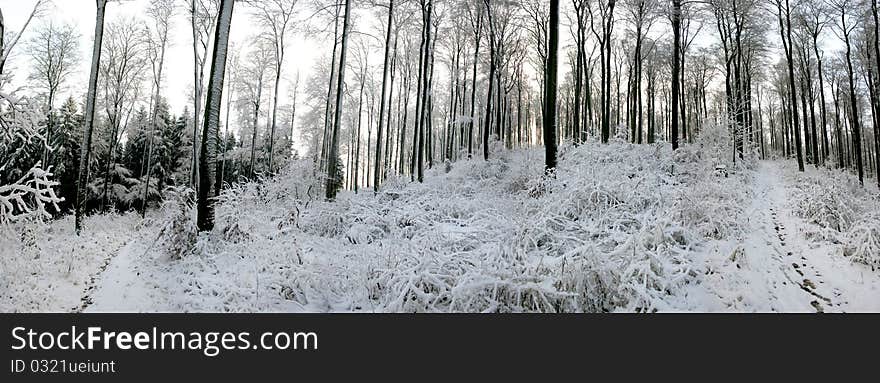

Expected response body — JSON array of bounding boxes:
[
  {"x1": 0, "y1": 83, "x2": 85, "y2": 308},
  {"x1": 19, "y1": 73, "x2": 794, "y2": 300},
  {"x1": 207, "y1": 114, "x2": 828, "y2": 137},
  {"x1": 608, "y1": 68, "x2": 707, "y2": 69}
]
[
  {"x1": 787, "y1": 166, "x2": 880, "y2": 269},
  {"x1": 0, "y1": 213, "x2": 141, "y2": 312},
  {"x1": 148, "y1": 136, "x2": 752, "y2": 312}
]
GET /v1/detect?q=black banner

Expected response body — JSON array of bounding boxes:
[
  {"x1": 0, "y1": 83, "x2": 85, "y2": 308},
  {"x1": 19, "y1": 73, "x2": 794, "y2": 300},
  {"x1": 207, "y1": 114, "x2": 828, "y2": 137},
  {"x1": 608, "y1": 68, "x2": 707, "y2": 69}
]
[{"x1": 1, "y1": 314, "x2": 876, "y2": 380}]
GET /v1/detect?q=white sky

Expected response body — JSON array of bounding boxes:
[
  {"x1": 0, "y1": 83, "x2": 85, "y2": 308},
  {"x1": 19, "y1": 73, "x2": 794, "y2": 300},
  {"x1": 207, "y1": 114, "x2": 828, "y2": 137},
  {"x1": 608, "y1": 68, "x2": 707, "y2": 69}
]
[{"x1": 1, "y1": 0, "x2": 321, "y2": 117}]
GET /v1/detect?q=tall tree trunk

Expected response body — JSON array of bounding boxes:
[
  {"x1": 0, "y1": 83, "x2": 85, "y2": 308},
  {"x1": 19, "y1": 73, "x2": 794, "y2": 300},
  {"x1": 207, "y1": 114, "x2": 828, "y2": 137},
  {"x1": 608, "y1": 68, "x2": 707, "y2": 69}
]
[
  {"x1": 374, "y1": 0, "x2": 395, "y2": 192},
  {"x1": 482, "y1": 0, "x2": 495, "y2": 160},
  {"x1": 420, "y1": 2, "x2": 434, "y2": 180},
  {"x1": 318, "y1": 6, "x2": 341, "y2": 170},
  {"x1": 468, "y1": 13, "x2": 482, "y2": 159},
  {"x1": 142, "y1": 15, "x2": 171, "y2": 216},
  {"x1": 544, "y1": 0, "x2": 559, "y2": 171},
  {"x1": 218, "y1": 77, "x2": 233, "y2": 194},
  {"x1": 842, "y1": 16, "x2": 864, "y2": 184},
  {"x1": 399, "y1": 74, "x2": 410, "y2": 174},
  {"x1": 248, "y1": 81, "x2": 262, "y2": 179},
  {"x1": 75, "y1": 0, "x2": 107, "y2": 235},
  {"x1": 267, "y1": 54, "x2": 283, "y2": 174},
  {"x1": 813, "y1": 34, "x2": 829, "y2": 164},
  {"x1": 0, "y1": 10, "x2": 4, "y2": 75},
  {"x1": 872, "y1": 0, "x2": 880, "y2": 187},
  {"x1": 325, "y1": 0, "x2": 352, "y2": 199},
  {"x1": 196, "y1": 0, "x2": 234, "y2": 232},
  {"x1": 671, "y1": 0, "x2": 681, "y2": 150},
  {"x1": 190, "y1": 0, "x2": 205, "y2": 190},
  {"x1": 354, "y1": 74, "x2": 365, "y2": 193},
  {"x1": 780, "y1": 0, "x2": 804, "y2": 171}
]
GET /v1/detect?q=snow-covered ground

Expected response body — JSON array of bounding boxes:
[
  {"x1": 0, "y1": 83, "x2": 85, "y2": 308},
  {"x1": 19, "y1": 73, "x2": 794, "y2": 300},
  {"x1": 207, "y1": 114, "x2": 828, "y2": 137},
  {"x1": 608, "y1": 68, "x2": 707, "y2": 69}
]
[
  {"x1": 2, "y1": 139, "x2": 878, "y2": 312},
  {"x1": 0, "y1": 213, "x2": 141, "y2": 312}
]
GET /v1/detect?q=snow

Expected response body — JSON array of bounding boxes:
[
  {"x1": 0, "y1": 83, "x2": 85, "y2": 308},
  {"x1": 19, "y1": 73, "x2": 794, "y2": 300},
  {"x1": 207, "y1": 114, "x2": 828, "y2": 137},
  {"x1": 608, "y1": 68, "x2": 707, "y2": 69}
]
[
  {"x1": 684, "y1": 161, "x2": 880, "y2": 312},
  {"x1": 0, "y1": 213, "x2": 138, "y2": 312},
  {"x1": 3, "y1": 137, "x2": 879, "y2": 312},
  {"x1": 82, "y1": 240, "x2": 169, "y2": 312}
]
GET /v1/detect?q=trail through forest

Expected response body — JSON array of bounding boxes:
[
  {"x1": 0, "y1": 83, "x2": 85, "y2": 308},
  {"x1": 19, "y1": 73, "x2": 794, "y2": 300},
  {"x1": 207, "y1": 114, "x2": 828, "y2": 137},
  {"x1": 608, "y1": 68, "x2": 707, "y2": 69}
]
[{"x1": 739, "y1": 162, "x2": 880, "y2": 312}]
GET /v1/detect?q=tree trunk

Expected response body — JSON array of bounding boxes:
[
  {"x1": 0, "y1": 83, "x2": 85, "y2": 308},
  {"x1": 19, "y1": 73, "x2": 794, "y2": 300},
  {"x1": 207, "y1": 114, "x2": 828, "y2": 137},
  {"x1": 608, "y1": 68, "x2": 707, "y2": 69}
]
[
  {"x1": 196, "y1": 0, "x2": 234, "y2": 232},
  {"x1": 671, "y1": 0, "x2": 681, "y2": 150},
  {"x1": 543, "y1": 0, "x2": 559, "y2": 171},
  {"x1": 780, "y1": 1, "x2": 804, "y2": 171},
  {"x1": 374, "y1": 0, "x2": 394, "y2": 192},
  {"x1": 468, "y1": 13, "x2": 482, "y2": 159},
  {"x1": 325, "y1": 0, "x2": 352, "y2": 199},
  {"x1": 842, "y1": 24, "x2": 863, "y2": 184},
  {"x1": 318, "y1": 6, "x2": 341, "y2": 170},
  {"x1": 813, "y1": 35, "x2": 829, "y2": 164},
  {"x1": 190, "y1": 0, "x2": 205, "y2": 190},
  {"x1": 482, "y1": 0, "x2": 495, "y2": 161},
  {"x1": 267, "y1": 55, "x2": 283, "y2": 174},
  {"x1": 872, "y1": 0, "x2": 880, "y2": 187},
  {"x1": 75, "y1": 0, "x2": 107, "y2": 235}
]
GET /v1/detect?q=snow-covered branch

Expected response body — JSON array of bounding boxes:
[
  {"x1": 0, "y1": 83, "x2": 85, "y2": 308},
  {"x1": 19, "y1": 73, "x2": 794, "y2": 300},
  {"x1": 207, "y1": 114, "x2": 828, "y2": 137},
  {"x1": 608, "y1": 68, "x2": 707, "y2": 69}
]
[{"x1": 0, "y1": 163, "x2": 62, "y2": 224}]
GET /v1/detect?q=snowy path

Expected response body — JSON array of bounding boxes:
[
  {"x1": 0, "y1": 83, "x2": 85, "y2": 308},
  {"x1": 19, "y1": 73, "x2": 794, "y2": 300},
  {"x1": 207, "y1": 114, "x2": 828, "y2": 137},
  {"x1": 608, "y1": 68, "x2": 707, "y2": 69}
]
[
  {"x1": 745, "y1": 162, "x2": 880, "y2": 312},
  {"x1": 80, "y1": 239, "x2": 169, "y2": 312}
]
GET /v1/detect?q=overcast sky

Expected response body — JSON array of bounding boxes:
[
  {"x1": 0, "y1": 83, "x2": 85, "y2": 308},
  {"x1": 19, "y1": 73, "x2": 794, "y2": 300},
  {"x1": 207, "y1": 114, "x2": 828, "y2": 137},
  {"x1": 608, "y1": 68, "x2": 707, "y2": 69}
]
[{"x1": 1, "y1": 0, "x2": 321, "y2": 118}]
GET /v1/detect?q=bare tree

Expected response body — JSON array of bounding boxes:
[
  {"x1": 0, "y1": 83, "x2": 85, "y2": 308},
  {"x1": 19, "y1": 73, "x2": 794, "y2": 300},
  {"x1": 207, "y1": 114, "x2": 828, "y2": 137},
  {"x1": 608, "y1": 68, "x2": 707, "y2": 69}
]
[
  {"x1": 238, "y1": 38, "x2": 275, "y2": 179},
  {"x1": 251, "y1": 0, "x2": 298, "y2": 174},
  {"x1": 188, "y1": 0, "x2": 220, "y2": 189},
  {"x1": 26, "y1": 21, "x2": 81, "y2": 167},
  {"x1": 374, "y1": 0, "x2": 395, "y2": 192},
  {"x1": 140, "y1": 0, "x2": 175, "y2": 216},
  {"x1": 827, "y1": 0, "x2": 864, "y2": 184},
  {"x1": 0, "y1": 0, "x2": 49, "y2": 75},
  {"x1": 465, "y1": 0, "x2": 483, "y2": 158},
  {"x1": 588, "y1": 0, "x2": 616, "y2": 143},
  {"x1": 771, "y1": 0, "x2": 805, "y2": 170},
  {"x1": 623, "y1": 0, "x2": 658, "y2": 145},
  {"x1": 98, "y1": 18, "x2": 148, "y2": 211}
]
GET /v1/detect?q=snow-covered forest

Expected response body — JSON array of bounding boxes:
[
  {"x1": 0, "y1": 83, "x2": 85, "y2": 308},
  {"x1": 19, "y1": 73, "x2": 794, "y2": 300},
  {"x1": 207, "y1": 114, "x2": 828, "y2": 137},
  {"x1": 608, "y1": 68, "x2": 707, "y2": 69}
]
[{"x1": 1, "y1": 0, "x2": 879, "y2": 312}]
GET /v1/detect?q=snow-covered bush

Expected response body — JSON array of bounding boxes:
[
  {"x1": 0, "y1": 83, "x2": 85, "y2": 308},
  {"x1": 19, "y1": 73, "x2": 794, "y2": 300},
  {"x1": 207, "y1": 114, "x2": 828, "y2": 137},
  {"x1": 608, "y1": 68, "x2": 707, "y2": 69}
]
[
  {"x1": 843, "y1": 213, "x2": 880, "y2": 269},
  {"x1": 788, "y1": 165, "x2": 880, "y2": 267},
  {"x1": 155, "y1": 186, "x2": 197, "y2": 260},
  {"x1": 788, "y1": 168, "x2": 869, "y2": 240}
]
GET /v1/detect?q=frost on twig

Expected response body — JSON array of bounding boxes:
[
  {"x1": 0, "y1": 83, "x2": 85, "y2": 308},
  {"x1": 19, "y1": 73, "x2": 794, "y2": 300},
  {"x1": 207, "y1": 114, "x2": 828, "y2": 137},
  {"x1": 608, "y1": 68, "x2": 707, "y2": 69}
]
[{"x1": 0, "y1": 163, "x2": 62, "y2": 224}]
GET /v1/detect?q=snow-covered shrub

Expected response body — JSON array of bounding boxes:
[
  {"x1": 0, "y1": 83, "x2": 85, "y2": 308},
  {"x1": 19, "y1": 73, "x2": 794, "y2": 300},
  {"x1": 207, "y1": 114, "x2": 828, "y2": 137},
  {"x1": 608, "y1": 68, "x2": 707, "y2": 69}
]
[
  {"x1": 156, "y1": 186, "x2": 197, "y2": 260},
  {"x1": 843, "y1": 214, "x2": 880, "y2": 269},
  {"x1": 788, "y1": 168, "x2": 866, "y2": 240},
  {"x1": 213, "y1": 182, "x2": 254, "y2": 243},
  {"x1": 787, "y1": 164, "x2": 880, "y2": 268}
]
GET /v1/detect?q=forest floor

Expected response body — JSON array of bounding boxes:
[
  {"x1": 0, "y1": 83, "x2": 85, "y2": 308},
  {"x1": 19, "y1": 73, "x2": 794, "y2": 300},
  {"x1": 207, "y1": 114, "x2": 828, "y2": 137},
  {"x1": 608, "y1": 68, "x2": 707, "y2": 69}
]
[{"x1": 3, "y1": 141, "x2": 879, "y2": 312}]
